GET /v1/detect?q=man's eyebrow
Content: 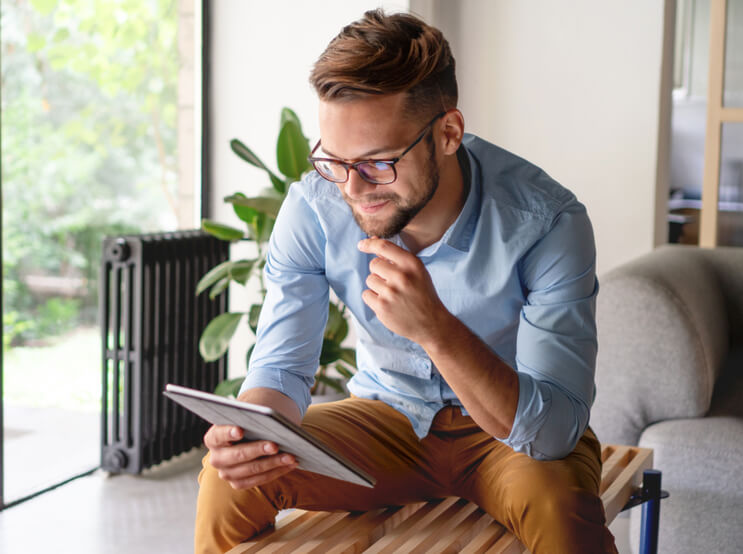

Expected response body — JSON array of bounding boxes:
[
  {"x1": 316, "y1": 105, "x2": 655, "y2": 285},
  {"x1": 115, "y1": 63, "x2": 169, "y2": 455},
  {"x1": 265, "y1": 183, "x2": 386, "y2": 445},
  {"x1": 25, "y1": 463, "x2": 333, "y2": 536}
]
[{"x1": 319, "y1": 143, "x2": 400, "y2": 160}]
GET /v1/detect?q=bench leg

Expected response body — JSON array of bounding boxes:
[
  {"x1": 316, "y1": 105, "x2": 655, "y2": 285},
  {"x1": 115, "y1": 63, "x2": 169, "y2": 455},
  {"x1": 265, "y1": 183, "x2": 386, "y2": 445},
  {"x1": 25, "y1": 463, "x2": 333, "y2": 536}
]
[{"x1": 639, "y1": 470, "x2": 662, "y2": 554}]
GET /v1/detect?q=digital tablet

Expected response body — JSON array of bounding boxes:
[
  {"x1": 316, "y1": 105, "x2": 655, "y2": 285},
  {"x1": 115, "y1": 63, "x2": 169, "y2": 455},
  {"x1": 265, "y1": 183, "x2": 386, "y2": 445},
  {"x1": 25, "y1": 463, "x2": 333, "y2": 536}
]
[{"x1": 163, "y1": 384, "x2": 375, "y2": 488}]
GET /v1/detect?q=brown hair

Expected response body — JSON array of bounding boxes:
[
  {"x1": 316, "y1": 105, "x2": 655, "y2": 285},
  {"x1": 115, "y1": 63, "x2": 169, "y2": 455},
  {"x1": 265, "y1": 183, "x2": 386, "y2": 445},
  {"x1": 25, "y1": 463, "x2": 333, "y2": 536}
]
[{"x1": 309, "y1": 9, "x2": 457, "y2": 121}]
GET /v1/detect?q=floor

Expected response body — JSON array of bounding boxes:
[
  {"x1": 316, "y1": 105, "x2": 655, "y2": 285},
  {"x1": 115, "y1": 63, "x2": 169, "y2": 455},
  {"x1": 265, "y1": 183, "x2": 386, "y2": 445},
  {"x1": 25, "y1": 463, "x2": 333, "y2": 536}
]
[
  {"x1": 0, "y1": 447, "x2": 204, "y2": 553},
  {"x1": 0, "y1": 442, "x2": 633, "y2": 554}
]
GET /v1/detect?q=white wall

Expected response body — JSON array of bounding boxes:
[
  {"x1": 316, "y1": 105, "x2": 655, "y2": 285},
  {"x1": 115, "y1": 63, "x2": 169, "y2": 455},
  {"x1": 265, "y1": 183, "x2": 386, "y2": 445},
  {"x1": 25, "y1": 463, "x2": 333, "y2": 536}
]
[
  {"x1": 411, "y1": 0, "x2": 674, "y2": 276},
  {"x1": 209, "y1": 1, "x2": 409, "y2": 378}
]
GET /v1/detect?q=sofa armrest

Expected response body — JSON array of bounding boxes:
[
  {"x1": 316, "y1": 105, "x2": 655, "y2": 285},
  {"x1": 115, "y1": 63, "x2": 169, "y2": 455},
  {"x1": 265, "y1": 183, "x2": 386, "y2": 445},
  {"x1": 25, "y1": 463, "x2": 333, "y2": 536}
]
[{"x1": 590, "y1": 245, "x2": 729, "y2": 446}]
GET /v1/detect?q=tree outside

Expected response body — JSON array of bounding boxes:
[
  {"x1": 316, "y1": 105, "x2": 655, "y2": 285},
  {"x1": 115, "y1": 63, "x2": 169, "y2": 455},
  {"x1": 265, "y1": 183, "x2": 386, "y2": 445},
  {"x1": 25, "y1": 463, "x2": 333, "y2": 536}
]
[{"x1": 2, "y1": 0, "x2": 179, "y2": 388}]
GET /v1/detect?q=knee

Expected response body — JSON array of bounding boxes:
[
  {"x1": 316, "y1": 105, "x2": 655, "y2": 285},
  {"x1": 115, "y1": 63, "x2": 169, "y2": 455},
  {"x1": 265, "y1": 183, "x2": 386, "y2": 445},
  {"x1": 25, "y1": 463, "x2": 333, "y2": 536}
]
[
  {"x1": 504, "y1": 472, "x2": 614, "y2": 553},
  {"x1": 507, "y1": 469, "x2": 603, "y2": 526},
  {"x1": 195, "y1": 453, "x2": 277, "y2": 553}
]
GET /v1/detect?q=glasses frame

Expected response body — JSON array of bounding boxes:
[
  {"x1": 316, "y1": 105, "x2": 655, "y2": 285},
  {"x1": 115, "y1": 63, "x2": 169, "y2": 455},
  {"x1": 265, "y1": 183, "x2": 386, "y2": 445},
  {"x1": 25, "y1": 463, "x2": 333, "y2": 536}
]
[{"x1": 308, "y1": 111, "x2": 446, "y2": 185}]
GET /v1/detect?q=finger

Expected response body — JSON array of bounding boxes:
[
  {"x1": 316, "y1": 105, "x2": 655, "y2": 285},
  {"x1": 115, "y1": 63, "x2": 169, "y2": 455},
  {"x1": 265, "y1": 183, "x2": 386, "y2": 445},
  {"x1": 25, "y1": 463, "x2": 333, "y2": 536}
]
[
  {"x1": 358, "y1": 238, "x2": 412, "y2": 266},
  {"x1": 204, "y1": 425, "x2": 244, "y2": 449},
  {"x1": 227, "y1": 462, "x2": 299, "y2": 490},
  {"x1": 361, "y1": 288, "x2": 380, "y2": 312},
  {"x1": 208, "y1": 440, "x2": 279, "y2": 469},
  {"x1": 217, "y1": 452, "x2": 297, "y2": 481},
  {"x1": 368, "y1": 255, "x2": 402, "y2": 282},
  {"x1": 365, "y1": 273, "x2": 390, "y2": 295}
]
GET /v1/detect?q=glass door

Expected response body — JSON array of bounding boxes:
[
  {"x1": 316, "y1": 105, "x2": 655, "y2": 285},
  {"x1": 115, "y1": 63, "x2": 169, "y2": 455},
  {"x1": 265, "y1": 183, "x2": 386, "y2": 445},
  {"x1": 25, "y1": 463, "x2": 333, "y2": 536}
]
[{"x1": 1, "y1": 0, "x2": 197, "y2": 507}]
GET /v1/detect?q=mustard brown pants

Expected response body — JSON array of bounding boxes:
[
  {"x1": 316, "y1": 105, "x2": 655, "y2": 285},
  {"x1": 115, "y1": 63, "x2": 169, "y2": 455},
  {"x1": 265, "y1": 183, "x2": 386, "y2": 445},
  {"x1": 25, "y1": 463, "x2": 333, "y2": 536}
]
[{"x1": 195, "y1": 397, "x2": 618, "y2": 553}]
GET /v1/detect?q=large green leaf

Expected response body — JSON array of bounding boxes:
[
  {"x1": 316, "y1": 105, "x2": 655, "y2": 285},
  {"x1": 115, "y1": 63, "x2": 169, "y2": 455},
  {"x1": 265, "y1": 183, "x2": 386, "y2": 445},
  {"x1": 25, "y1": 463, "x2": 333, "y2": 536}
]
[
  {"x1": 201, "y1": 219, "x2": 244, "y2": 241},
  {"x1": 208, "y1": 277, "x2": 230, "y2": 300},
  {"x1": 245, "y1": 343, "x2": 256, "y2": 367},
  {"x1": 324, "y1": 303, "x2": 348, "y2": 342},
  {"x1": 230, "y1": 138, "x2": 269, "y2": 171},
  {"x1": 225, "y1": 194, "x2": 283, "y2": 219},
  {"x1": 231, "y1": 259, "x2": 256, "y2": 285},
  {"x1": 280, "y1": 107, "x2": 303, "y2": 134},
  {"x1": 319, "y1": 338, "x2": 343, "y2": 366},
  {"x1": 196, "y1": 260, "x2": 233, "y2": 295},
  {"x1": 271, "y1": 174, "x2": 286, "y2": 194},
  {"x1": 314, "y1": 373, "x2": 345, "y2": 393},
  {"x1": 335, "y1": 363, "x2": 355, "y2": 380},
  {"x1": 338, "y1": 347, "x2": 357, "y2": 369},
  {"x1": 199, "y1": 312, "x2": 243, "y2": 362},
  {"x1": 230, "y1": 192, "x2": 259, "y2": 225},
  {"x1": 276, "y1": 120, "x2": 311, "y2": 180},
  {"x1": 248, "y1": 304, "x2": 262, "y2": 334},
  {"x1": 231, "y1": 138, "x2": 284, "y2": 184},
  {"x1": 214, "y1": 377, "x2": 245, "y2": 398}
]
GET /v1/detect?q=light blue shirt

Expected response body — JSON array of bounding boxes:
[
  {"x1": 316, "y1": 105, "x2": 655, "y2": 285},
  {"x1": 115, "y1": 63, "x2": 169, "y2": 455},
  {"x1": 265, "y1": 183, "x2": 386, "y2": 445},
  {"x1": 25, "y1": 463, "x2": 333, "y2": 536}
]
[{"x1": 240, "y1": 134, "x2": 598, "y2": 461}]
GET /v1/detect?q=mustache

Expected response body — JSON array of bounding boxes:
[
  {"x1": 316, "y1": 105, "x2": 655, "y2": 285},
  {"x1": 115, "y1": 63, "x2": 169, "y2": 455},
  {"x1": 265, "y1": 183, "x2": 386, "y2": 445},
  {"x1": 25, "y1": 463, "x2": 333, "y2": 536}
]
[{"x1": 343, "y1": 193, "x2": 399, "y2": 205}]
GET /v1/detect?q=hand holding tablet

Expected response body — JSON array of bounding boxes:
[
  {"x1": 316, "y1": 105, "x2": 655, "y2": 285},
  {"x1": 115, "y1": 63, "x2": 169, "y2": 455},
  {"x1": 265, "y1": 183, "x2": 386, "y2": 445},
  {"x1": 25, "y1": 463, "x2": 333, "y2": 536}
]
[{"x1": 163, "y1": 384, "x2": 376, "y2": 488}]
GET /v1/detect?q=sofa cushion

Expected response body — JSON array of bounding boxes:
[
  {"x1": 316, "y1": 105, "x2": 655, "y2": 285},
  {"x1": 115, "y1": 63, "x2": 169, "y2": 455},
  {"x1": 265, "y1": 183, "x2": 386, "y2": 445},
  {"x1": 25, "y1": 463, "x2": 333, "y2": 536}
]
[
  {"x1": 593, "y1": 246, "x2": 730, "y2": 446},
  {"x1": 632, "y1": 415, "x2": 743, "y2": 554}
]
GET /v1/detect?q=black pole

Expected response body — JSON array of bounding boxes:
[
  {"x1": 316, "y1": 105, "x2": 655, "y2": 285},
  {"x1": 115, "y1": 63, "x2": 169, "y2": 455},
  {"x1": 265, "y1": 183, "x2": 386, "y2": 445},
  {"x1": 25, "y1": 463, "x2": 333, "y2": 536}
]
[{"x1": 639, "y1": 469, "x2": 663, "y2": 554}]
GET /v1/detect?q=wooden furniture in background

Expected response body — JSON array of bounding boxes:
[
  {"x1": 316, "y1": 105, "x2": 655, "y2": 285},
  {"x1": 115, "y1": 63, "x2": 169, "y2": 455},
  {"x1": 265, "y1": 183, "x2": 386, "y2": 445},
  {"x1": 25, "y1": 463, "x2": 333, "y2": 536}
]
[{"x1": 700, "y1": 0, "x2": 743, "y2": 247}]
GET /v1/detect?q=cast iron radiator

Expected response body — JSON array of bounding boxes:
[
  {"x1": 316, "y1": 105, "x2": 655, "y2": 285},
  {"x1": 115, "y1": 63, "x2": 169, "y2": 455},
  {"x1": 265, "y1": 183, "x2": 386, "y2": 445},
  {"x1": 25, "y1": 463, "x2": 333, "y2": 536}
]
[{"x1": 100, "y1": 231, "x2": 229, "y2": 473}]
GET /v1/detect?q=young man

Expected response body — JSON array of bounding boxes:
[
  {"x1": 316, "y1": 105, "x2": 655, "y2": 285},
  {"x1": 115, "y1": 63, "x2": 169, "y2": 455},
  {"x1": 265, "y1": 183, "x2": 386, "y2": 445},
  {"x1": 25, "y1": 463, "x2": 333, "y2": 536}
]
[{"x1": 196, "y1": 10, "x2": 617, "y2": 553}]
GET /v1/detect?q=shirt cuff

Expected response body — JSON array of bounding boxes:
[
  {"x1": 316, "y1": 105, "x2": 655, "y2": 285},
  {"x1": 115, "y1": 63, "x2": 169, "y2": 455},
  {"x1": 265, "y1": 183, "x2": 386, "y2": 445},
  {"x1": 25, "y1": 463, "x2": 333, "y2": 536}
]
[
  {"x1": 238, "y1": 367, "x2": 313, "y2": 417},
  {"x1": 501, "y1": 370, "x2": 587, "y2": 460}
]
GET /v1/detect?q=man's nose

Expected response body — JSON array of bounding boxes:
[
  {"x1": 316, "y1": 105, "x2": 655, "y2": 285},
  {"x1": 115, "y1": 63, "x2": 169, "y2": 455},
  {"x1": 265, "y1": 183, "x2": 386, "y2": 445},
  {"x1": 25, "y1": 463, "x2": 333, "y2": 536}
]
[{"x1": 344, "y1": 168, "x2": 377, "y2": 199}]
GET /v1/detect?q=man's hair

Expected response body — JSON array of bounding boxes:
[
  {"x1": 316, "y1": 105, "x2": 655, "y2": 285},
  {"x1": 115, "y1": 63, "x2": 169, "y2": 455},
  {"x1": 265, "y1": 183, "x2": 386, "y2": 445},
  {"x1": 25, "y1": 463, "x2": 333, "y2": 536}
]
[{"x1": 309, "y1": 9, "x2": 457, "y2": 121}]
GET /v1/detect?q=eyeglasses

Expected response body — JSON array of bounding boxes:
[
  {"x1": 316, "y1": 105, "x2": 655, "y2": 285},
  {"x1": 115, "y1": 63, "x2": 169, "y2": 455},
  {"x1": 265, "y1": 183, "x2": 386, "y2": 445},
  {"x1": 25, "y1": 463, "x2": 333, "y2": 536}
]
[{"x1": 308, "y1": 112, "x2": 446, "y2": 185}]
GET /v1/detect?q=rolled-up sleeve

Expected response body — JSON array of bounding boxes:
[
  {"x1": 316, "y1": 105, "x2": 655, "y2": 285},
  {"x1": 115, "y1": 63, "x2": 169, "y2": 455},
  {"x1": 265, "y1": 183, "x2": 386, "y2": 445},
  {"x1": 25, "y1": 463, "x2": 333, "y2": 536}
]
[
  {"x1": 501, "y1": 203, "x2": 598, "y2": 460},
  {"x1": 239, "y1": 185, "x2": 329, "y2": 417}
]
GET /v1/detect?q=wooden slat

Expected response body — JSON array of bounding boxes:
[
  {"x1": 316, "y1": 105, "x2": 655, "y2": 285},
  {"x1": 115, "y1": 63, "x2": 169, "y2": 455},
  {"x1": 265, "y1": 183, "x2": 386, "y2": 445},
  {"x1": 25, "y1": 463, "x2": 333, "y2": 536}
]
[
  {"x1": 601, "y1": 447, "x2": 653, "y2": 523},
  {"x1": 485, "y1": 531, "x2": 526, "y2": 554},
  {"x1": 321, "y1": 504, "x2": 422, "y2": 554},
  {"x1": 434, "y1": 510, "x2": 499, "y2": 553},
  {"x1": 362, "y1": 497, "x2": 460, "y2": 553},
  {"x1": 236, "y1": 511, "x2": 327, "y2": 554},
  {"x1": 459, "y1": 522, "x2": 510, "y2": 554},
  {"x1": 720, "y1": 107, "x2": 743, "y2": 123},
  {"x1": 368, "y1": 498, "x2": 478, "y2": 554},
  {"x1": 600, "y1": 444, "x2": 635, "y2": 495},
  {"x1": 270, "y1": 511, "x2": 350, "y2": 554},
  {"x1": 227, "y1": 444, "x2": 653, "y2": 554}
]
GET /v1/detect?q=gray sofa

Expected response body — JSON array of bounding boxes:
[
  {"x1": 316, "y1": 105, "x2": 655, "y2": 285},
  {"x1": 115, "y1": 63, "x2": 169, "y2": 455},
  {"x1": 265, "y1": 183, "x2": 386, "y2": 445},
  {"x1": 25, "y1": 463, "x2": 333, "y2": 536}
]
[{"x1": 591, "y1": 245, "x2": 743, "y2": 554}]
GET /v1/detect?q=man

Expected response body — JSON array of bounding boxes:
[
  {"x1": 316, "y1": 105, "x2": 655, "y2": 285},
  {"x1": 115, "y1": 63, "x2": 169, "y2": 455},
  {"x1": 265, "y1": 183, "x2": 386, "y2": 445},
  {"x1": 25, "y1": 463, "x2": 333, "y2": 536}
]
[{"x1": 196, "y1": 9, "x2": 617, "y2": 553}]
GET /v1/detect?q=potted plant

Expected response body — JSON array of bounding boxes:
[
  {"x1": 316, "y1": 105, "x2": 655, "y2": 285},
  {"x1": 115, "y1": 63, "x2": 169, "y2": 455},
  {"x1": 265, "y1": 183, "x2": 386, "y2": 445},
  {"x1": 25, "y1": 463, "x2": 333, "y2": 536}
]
[{"x1": 196, "y1": 108, "x2": 356, "y2": 398}]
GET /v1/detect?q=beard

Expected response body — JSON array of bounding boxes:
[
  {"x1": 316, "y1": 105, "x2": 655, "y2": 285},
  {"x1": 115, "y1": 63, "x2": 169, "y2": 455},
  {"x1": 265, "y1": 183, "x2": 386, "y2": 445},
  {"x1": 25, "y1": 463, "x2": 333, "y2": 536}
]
[{"x1": 344, "y1": 139, "x2": 439, "y2": 238}]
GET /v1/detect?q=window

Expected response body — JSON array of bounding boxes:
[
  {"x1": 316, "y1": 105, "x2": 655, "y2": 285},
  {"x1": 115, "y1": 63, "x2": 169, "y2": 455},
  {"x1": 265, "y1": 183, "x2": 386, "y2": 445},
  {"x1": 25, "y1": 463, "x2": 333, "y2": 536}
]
[{"x1": 1, "y1": 0, "x2": 203, "y2": 507}]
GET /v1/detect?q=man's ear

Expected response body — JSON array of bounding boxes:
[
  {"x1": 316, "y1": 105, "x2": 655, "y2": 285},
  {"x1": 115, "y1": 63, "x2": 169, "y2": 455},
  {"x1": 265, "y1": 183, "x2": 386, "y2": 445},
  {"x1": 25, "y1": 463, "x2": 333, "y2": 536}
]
[{"x1": 440, "y1": 109, "x2": 465, "y2": 156}]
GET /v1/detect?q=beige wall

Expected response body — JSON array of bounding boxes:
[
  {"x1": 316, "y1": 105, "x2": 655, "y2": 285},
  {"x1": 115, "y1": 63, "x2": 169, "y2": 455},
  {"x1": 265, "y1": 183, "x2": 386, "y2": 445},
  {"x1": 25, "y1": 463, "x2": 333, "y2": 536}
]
[{"x1": 411, "y1": 0, "x2": 674, "y2": 276}]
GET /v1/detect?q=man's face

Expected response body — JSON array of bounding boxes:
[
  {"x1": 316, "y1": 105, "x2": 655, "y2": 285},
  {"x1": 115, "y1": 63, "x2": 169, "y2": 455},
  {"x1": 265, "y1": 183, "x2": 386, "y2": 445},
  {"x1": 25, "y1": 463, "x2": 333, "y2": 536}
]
[{"x1": 317, "y1": 94, "x2": 440, "y2": 238}]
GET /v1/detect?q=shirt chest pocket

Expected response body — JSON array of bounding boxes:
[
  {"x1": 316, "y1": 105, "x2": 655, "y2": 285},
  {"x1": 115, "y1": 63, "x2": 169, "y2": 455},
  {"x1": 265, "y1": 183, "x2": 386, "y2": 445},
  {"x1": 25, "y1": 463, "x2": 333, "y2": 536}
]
[{"x1": 357, "y1": 340, "x2": 433, "y2": 380}]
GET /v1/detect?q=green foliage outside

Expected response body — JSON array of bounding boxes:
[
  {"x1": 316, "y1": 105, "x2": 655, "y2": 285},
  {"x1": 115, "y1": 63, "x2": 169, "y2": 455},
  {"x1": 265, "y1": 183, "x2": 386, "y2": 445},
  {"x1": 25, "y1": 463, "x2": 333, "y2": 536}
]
[
  {"x1": 1, "y1": 0, "x2": 179, "y2": 348},
  {"x1": 197, "y1": 109, "x2": 357, "y2": 398}
]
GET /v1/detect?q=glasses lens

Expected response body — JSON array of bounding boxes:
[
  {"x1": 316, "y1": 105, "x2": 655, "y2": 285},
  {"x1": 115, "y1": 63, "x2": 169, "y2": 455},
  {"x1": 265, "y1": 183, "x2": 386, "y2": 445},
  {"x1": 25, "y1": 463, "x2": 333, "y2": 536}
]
[
  {"x1": 313, "y1": 160, "x2": 347, "y2": 183},
  {"x1": 356, "y1": 161, "x2": 395, "y2": 184}
]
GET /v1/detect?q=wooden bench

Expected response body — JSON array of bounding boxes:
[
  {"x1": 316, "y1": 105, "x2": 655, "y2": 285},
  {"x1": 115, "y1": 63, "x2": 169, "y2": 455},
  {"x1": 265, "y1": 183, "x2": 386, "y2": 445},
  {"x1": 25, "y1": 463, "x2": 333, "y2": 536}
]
[{"x1": 228, "y1": 444, "x2": 653, "y2": 554}]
